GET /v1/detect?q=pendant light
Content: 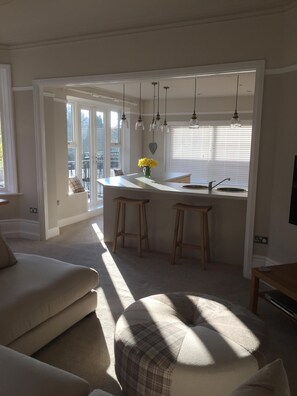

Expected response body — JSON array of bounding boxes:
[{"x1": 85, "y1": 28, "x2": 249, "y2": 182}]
[
  {"x1": 231, "y1": 74, "x2": 241, "y2": 128},
  {"x1": 135, "y1": 82, "x2": 144, "y2": 131},
  {"x1": 149, "y1": 82, "x2": 157, "y2": 132},
  {"x1": 120, "y1": 84, "x2": 129, "y2": 130},
  {"x1": 162, "y1": 86, "x2": 170, "y2": 133},
  {"x1": 189, "y1": 77, "x2": 199, "y2": 128},
  {"x1": 155, "y1": 82, "x2": 162, "y2": 131}
]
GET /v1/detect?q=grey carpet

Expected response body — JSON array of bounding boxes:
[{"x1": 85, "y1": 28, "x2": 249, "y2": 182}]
[{"x1": 8, "y1": 216, "x2": 297, "y2": 395}]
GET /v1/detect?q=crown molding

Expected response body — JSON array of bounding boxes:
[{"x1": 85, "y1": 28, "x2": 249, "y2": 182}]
[{"x1": 7, "y1": 1, "x2": 297, "y2": 51}]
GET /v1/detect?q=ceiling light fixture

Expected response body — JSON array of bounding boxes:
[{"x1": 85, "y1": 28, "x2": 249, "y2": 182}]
[
  {"x1": 231, "y1": 74, "x2": 241, "y2": 128},
  {"x1": 135, "y1": 82, "x2": 144, "y2": 131},
  {"x1": 155, "y1": 82, "x2": 162, "y2": 131},
  {"x1": 149, "y1": 82, "x2": 157, "y2": 132},
  {"x1": 162, "y1": 86, "x2": 170, "y2": 133},
  {"x1": 120, "y1": 84, "x2": 129, "y2": 130},
  {"x1": 189, "y1": 77, "x2": 199, "y2": 128}
]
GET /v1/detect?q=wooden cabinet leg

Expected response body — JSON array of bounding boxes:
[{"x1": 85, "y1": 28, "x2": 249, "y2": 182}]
[{"x1": 250, "y1": 272, "x2": 259, "y2": 313}]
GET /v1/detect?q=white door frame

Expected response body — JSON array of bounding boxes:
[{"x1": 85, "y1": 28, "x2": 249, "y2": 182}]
[{"x1": 33, "y1": 60, "x2": 265, "y2": 278}]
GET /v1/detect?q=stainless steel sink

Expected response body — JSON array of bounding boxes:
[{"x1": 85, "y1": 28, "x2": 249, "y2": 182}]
[
  {"x1": 182, "y1": 184, "x2": 208, "y2": 189},
  {"x1": 216, "y1": 187, "x2": 247, "y2": 192}
]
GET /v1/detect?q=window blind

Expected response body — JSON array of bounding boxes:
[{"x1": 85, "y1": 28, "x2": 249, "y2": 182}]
[{"x1": 165, "y1": 123, "x2": 252, "y2": 187}]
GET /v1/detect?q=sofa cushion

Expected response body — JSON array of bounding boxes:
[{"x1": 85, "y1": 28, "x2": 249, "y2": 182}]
[
  {"x1": 0, "y1": 345, "x2": 91, "y2": 396},
  {"x1": 0, "y1": 253, "x2": 99, "y2": 346},
  {"x1": 0, "y1": 233, "x2": 17, "y2": 269},
  {"x1": 230, "y1": 359, "x2": 290, "y2": 396}
]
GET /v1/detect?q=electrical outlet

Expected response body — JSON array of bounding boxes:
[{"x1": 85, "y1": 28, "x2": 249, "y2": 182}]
[
  {"x1": 254, "y1": 235, "x2": 268, "y2": 244},
  {"x1": 29, "y1": 207, "x2": 38, "y2": 214}
]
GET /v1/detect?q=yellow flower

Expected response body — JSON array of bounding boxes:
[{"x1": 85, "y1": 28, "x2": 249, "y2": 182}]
[{"x1": 138, "y1": 157, "x2": 158, "y2": 168}]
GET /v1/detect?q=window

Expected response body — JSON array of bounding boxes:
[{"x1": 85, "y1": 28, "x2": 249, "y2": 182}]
[
  {"x1": 66, "y1": 103, "x2": 76, "y2": 177},
  {"x1": 66, "y1": 98, "x2": 122, "y2": 207},
  {"x1": 0, "y1": 65, "x2": 17, "y2": 193},
  {"x1": 166, "y1": 122, "x2": 252, "y2": 187}
]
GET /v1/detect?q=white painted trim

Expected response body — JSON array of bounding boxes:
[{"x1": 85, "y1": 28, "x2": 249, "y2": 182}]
[
  {"x1": 252, "y1": 255, "x2": 280, "y2": 269},
  {"x1": 33, "y1": 83, "x2": 47, "y2": 240},
  {"x1": 0, "y1": 218, "x2": 40, "y2": 240},
  {"x1": 58, "y1": 207, "x2": 102, "y2": 228},
  {"x1": 8, "y1": 2, "x2": 296, "y2": 51},
  {"x1": 243, "y1": 61, "x2": 265, "y2": 279},
  {"x1": 53, "y1": 97, "x2": 67, "y2": 104},
  {"x1": 47, "y1": 226, "x2": 60, "y2": 239},
  {"x1": 265, "y1": 63, "x2": 297, "y2": 75},
  {"x1": 12, "y1": 86, "x2": 33, "y2": 92},
  {"x1": 33, "y1": 60, "x2": 265, "y2": 278},
  {"x1": 34, "y1": 61, "x2": 262, "y2": 88}
]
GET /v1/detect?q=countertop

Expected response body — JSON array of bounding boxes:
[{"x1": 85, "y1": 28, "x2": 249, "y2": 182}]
[{"x1": 98, "y1": 173, "x2": 248, "y2": 200}]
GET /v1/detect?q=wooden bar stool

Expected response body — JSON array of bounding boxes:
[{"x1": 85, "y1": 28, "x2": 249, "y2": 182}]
[
  {"x1": 112, "y1": 196, "x2": 150, "y2": 257},
  {"x1": 171, "y1": 203, "x2": 212, "y2": 269}
]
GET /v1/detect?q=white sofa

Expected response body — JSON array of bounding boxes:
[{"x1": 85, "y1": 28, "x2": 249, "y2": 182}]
[
  {"x1": 0, "y1": 234, "x2": 99, "y2": 355},
  {"x1": 0, "y1": 345, "x2": 113, "y2": 396}
]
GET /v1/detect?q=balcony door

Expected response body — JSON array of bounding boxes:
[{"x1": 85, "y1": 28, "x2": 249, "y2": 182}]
[{"x1": 67, "y1": 100, "x2": 122, "y2": 209}]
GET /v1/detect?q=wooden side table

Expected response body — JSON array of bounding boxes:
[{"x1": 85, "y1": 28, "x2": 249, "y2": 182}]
[{"x1": 250, "y1": 263, "x2": 297, "y2": 316}]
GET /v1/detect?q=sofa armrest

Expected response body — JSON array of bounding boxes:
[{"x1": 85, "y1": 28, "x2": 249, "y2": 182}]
[
  {"x1": 89, "y1": 390, "x2": 114, "y2": 396},
  {"x1": 0, "y1": 345, "x2": 91, "y2": 396}
]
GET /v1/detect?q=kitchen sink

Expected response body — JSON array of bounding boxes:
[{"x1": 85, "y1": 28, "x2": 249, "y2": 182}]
[
  {"x1": 216, "y1": 187, "x2": 247, "y2": 192},
  {"x1": 182, "y1": 184, "x2": 208, "y2": 189}
]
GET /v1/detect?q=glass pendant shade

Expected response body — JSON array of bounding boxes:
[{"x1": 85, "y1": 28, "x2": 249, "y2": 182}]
[
  {"x1": 120, "y1": 84, "x2": 129, "y2": 130},
  {"x1": 189, "y1": 77, "x2": 199, "y2": 128},
  {"x1": 231, "y1": 110, "x2": 241, "y2": 128},
  {"x1": 135, "y1": 82, "x2": 144, "y2": 131},
  {"x1": 155, "y1": 82, "x2": 162, "y2": 131},
  {"x1": 135, "y1": 116, "x2": 144, "y2": 131},
  {"x1": 162, "y1": 86, "x2": 170, "y2": 133},
  {"x1": 150, "y1": 82, "x2": 157, "y2": 131},
  {"x1": 231, "y1": 74, "x2": 241, "y2": 128}
]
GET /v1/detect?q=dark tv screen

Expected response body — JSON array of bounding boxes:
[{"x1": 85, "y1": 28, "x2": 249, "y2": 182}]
[{"x1": 289, "y1": 155, "x2": 297, "y2": 225}]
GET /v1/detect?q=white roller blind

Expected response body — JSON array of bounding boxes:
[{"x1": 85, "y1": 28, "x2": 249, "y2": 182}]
[{"x1": 166, "y1": 123, "x2": 252, "y2": 187}]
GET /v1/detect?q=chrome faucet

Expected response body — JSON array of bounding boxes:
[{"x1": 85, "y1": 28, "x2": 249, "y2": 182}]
[{"x1": 208, "y1": 177, "x2": 231, "y2": 191}]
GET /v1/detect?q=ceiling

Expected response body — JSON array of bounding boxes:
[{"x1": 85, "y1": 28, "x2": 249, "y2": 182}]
[
  {"x1": 68, "y1": 71, "x2": 256, "y2": 101},
  {"x1": 0, "y1": 0, "x2": 295, "y2": 47},
  {"x1": 6, "y1": 0, "x2": 288, "y2": 99}
]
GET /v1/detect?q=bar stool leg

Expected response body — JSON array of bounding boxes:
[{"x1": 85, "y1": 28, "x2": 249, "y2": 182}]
[
  {"x1": 171, "y1": 208, "x2": 181, "y2": 264},
  {"x1": 142, "y1": 203, "x2": 149, "y2": 251},
  {"x1": 113, "y1": 201, "x2": 121, "y2": 253},
  {"x1": 137, "y1": 203, "x2": 142, "y2": 257},
  {"x1": 121, "y1": 202, "x2": 126, "y2": 248},
  {"x1": 204, "y1": 212, "x2": 211, "y2": 263},
  {"x1": 178, "y1": 209, "x2": 185, "y2": 258},
  {"x1": 200, "y1": 212, "x2": 206, "y2": 270}
]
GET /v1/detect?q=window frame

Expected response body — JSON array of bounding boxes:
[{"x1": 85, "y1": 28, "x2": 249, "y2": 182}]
[
  {"x1": 0, "y1": 64, "x2": 18, "y2": 194},
  {"x1": 165, "y1": 120, "x2": 253, "y2": 188}
]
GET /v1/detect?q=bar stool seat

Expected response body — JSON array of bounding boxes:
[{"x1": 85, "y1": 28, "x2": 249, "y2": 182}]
[
  {"x1": 171, "y1": 203, "x2": 212, "y2": 268},
  {"x1": 112, "y1": 196, "x2": 150, "y2": 257}
]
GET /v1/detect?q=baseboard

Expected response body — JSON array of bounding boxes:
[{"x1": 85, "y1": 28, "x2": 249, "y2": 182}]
[
  {"x1": 252, "y1": 255, "x2": 280, "y2": 268},
  {"x1": 0, "y1": 208, "x2": 102, "y2": 240},
  {"x1": 0, "y1": 218, "x2": 40, "y2": 240},
  {"x1": 57, "y1": 207, "x2": 102, "y2": 228}
]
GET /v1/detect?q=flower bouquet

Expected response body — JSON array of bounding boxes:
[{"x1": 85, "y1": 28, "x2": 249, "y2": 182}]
[{"x1": 138, "y1": 157, "x2": 158, "y2": 178}]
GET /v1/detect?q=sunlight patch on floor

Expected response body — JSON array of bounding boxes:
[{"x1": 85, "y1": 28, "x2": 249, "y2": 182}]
[{"x1": 92, "y1": 222, "x2": 135, "y2": 374}]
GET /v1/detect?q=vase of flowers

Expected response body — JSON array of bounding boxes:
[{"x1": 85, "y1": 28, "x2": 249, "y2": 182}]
[{"x1": 138, "y1": 157, "x2": 158, "y2": 178}]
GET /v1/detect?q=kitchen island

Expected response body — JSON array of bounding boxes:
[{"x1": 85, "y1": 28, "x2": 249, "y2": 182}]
[{"x1": 98, "y1": 173, "x2": 248, "y2": 265}]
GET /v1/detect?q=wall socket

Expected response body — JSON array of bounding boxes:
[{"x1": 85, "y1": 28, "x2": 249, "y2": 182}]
[
  {"x1": 254, "y1": 235, "x2": 268, "y2": 244},
  {"x1": 29, "y1": 207, "x2": 38, "y2": 214}
]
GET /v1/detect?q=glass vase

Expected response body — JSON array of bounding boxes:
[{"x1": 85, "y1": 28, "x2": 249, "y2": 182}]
[{"x1": 143, "y1": 166, "x2": 151, "y2": 178}]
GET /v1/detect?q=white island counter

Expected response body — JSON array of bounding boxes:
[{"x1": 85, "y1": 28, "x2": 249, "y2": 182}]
[{"x1": 98, "y1": 173, "x2": 248, "y2": 265}]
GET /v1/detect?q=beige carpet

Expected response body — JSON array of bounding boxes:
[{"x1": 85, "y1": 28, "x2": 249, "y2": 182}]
[{"x1": 8, "y1": 216, "x2": 297, "y2": 395}]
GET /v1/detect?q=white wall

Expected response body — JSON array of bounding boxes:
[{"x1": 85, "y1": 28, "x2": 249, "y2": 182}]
[{"x1": 1, "y1": 5, "x2": 297, "y2": 265}]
